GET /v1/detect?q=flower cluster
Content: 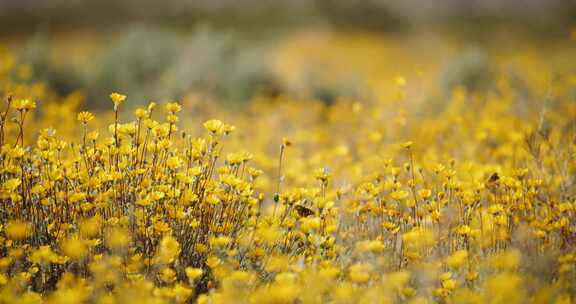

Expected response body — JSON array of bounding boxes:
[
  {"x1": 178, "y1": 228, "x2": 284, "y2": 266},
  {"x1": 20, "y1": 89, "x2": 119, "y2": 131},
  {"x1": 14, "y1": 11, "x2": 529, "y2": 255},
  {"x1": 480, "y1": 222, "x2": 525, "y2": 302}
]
[{"x1": 0, "y1": 41, "x2": 575, "y2": 304}]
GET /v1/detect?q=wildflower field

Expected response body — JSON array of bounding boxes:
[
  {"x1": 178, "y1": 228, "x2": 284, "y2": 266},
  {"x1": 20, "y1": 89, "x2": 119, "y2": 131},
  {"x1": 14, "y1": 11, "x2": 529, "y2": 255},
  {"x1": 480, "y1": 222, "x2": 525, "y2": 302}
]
[{"x1": 0, "y1": 29, "x2": 575, "y2": 304}]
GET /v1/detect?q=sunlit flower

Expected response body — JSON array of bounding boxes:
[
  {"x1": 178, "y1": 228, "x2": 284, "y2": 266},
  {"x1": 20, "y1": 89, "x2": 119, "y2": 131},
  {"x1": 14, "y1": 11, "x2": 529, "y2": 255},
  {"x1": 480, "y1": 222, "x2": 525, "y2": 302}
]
[
  {"x1": 77, "y1": 111, "x2": 95, "y2": 123},
  {"x1": 110, "y1": 92, "x2": 126, "y2": 110}
]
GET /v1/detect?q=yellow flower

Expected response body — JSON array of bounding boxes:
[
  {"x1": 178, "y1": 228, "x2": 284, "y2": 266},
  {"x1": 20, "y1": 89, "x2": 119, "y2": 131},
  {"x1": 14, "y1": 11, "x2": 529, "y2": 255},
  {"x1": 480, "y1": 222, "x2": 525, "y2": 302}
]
[
  {"x1": 29, "y1": 246, "x2": 60, "y2": 264},
  {"x1": 314, "y1": 168, "x2": 330, "y2": 182},
  {"x1": 395, "y1": 76, "x2": 407, "y2": 87},
  {"x1": 446, "y1": 250, "x2": 468, "y2": 269},
  {"x1": 134, "y1": 107, "x2": 148, "y2": 119},
  {"x1": 206, "y1": 256, "x2": 221, "y2": 268},
  {"x1": 3, "y1": 178, "x2": 21, "y2": 191},
  {"x1": 203, "y1": 119, "x2": 224, "y2": 134},
  {"x1": 61, "y1": 238, "x2": 87, "y2": 261},
  {"x1": 147, "y1": 101, "x2": 157, "y2": 112},
  {"x1": 455, "y1": 225, "x2": 471, "y2": 236},
  {"x1": 300, "y1": 217, "x2": 321, "y2": 234},
  {"x1": 489, "y1": 250, "x2": 521, "y2": 271},
  {"x1": 5, "y1": 220, "x2": 30, "y2": 240},
  {"x1": 77, "y1": 111, "x2": 95, "y2": 123},
  {"x1": 166, "y1": 156, "x2": 183, "y2": 170},
  {"x1": 159, "y1": 267, "x2": 177, "y2": 284},
  {"x1": 105, "y1": 227, "x2": 131, "y2": 250},
  {"x1": 165, "y1": 102, "x2": 182, "y2": 114},
  {"x1": 402, "y1": 227, "x2": 435, "y2": 250},
  {"x1": 264, "y1": 255, "x2": 289, "y2": 273},
  {"x1": 483, "y1": 273, "x2": 525, "y2": 303},
  {"x1": 166, "y1": 114, "x2": 179, "y2": 124},
  {"x1": 79, "y1": 216, "x2": 101, "y2": 237},
  {"x1": 417, "y1": 188, "x2": 432, "y2": 199},
  {"x1": 86, "y1": 131, "x2": 99, "y2": 141},
  {"x1": 155, "y1": 235, "x2": 180, "y2": 264},
  {"x1": 355, "y1": 240, "x2": 385, "y2": 253},
  {"x1": 185, "y1": 267, "x2": 203, "y2": 281},
  {"x1": 110, "y1": 92, "x2": 127, "y2": 110},
  {"x1": 151, "y1": 191, "x2": 166, "y2": 201},
  {"x1": 441, "y1": 278, "x2": 456, "y2": 290},
  {"x1": 390, "y1": 190, "x2": 409, "y2": 200},
  {"x1": 13, "y1": 99, "x2": 36, "y2": 111},
  {"x1": 282, "y1": 137, "x2": 292, "y2": 147},
  {"x1": 173, "y1": 284, "x2": 193, "y2": 302},
  {"x1": 349, "y1": 263, "x2": 372, "y2": 283}
]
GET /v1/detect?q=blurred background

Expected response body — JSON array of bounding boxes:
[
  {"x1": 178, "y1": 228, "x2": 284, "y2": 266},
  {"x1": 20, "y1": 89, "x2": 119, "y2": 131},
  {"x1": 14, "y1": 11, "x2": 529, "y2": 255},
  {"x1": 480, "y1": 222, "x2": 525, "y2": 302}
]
[{"x1": 1, "y1": 0, "x2": 575, "y2": 109}]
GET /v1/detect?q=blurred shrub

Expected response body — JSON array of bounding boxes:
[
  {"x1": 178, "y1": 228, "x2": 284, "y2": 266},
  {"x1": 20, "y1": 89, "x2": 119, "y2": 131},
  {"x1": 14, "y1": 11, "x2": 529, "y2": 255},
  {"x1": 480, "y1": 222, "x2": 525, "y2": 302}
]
[
  {"x1": 19, "y1": 34, "x2": 85, "y2": 95},
  {"x1": 89, "y1": 26, "x2": 278, "y2": 108},
  {"x1": 439, "y1": 46, "x2": 493, "y2": 93},
  {"x1": 89, "y1": 26, "x2": 181, "y2": 107},
  {"x1": 19, "y1": 27, "x2": 373, "y2": 109},
  {"x1": 155, "y1": 27, "x2": 276, "y2": 105},
  {"x1": 18, "y1": 26, "x2": 280, "y2": 108}
]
